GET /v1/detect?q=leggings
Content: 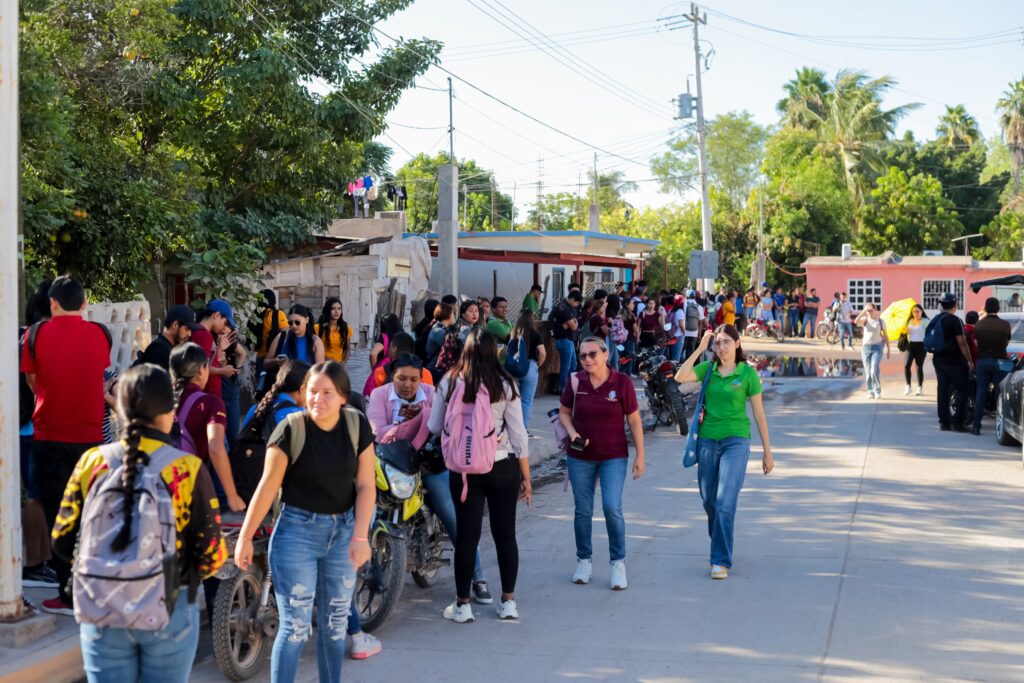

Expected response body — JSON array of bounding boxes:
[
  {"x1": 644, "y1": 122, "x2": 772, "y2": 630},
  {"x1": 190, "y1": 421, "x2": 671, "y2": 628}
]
[
  {"x1": 904, "y1": 341, "x2": 926, "y2": 386},
  {"x1": 449, "y1": 458, "x2": 521, "y2": 600}
]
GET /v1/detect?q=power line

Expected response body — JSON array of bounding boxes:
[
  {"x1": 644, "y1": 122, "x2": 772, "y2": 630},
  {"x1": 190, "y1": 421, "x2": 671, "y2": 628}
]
[
  {"x1": 444, "y1": 26, "x2": 665, "y2": 61},
  {"x1": 444, "y1": 18, "x2": 660, "y2": 52}
]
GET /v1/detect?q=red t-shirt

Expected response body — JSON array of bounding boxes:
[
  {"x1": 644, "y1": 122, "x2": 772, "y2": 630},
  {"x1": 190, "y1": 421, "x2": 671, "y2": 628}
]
[
  {"x1": 559, "y1": 370, "x2": 639, "y2": 461},
  {"x1": 189, "y1": 327, "x2": 222, "y2": 397},
  {"x1": 20, "y1": 316, "x2": 110, "y2": 443},
  {"x1": 177, "y1": 383, "x2": 226, "y2": 462}
]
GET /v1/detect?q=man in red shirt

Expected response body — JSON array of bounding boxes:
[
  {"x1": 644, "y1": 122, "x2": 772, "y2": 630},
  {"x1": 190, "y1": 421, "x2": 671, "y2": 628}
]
[
  {"x1": 190, "y1": 299, "x2": 238, "y2": 397},
  {"x1": 19, "y1": 275, "x2": 111, "y2": 615}
]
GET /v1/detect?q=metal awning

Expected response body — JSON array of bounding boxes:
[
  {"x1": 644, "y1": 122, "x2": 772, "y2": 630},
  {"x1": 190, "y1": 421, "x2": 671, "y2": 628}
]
[{"x1": 970, "y1": 275, "x2": 1024, "y2": 293}]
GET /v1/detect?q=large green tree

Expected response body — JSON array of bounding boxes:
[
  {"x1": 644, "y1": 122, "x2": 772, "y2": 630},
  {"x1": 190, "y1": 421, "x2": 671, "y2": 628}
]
[
  {"x1": 996, "y1": 77, "x2": 1024, "y2": 196},
  {"x1": 856, "y1": 168, "x2": 963, "y2": 256},
  {"x1": 396, "y1": 153, "x2": 513, "y2": 232},
  {"x1": 20, "y1": 0, "x2": 439, "y2": 301},
  {"x1": 652, "y1": 110, "x2": 769, "y2": 207},
  {"x1": 776, "y1": 67, "x2": 831, "y2": 131},
  {"x1": 936, "y1": 104, "x2": 981, "y2": 149}
]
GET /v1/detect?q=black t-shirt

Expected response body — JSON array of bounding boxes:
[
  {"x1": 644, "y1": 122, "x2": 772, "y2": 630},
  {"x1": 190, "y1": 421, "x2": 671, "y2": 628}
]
[
  {"x1": 526, "y1": 329, "x2": 543, "y2": 361},
  {"x1": 136, "y1": 334, "x2": 173, "y2": 370},
  {"x1": 934, "y1": 313, "x2": 968, "y2": 366},
  {"x1": 270, "y1": 412, "x2": 374, "y2": 514},
  {"x1": 551, "y1": 303, "x2": 576, "y2": 340}
]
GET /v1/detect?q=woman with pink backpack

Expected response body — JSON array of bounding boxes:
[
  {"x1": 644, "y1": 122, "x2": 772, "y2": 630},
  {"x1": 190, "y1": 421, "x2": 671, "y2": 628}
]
[{"x1": 428, "y1": 328, "x2": 531, "y2": 623}]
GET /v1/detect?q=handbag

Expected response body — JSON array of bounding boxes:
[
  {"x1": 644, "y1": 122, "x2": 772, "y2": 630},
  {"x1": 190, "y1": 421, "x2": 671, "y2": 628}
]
[
  {"x1": 897, "y1": 332, "x2": 908, "y2": 353},
  {"x1": 681, "y1": 362, "x2": 716, "y2": 468}
]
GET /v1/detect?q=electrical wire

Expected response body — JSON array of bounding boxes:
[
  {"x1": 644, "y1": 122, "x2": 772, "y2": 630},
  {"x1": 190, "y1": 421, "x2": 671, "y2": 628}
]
[
  {"x1": 444, "y1": 26, "x2": 666, "y2": 61},
  {"x1": 444, "y1": 18, "x2": 660, "y2": 52}
]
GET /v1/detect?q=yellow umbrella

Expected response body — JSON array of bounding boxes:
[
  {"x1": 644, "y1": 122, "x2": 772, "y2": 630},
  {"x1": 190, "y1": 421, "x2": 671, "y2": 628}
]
[{"x1": 880, "y1": 298, "x2": 918, "y2": 341}]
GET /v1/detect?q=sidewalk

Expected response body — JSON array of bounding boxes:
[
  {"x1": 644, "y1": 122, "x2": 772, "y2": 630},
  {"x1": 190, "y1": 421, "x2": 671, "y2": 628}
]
[{"x1": 184, "y1": 374, "x2": 1024, "y2": 681}]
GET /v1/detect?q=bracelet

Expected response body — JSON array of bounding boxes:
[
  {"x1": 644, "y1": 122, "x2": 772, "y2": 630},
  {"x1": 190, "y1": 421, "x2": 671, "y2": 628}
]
[{"x1": 352, "y1": 537, "x2": 369, "y2": 543}]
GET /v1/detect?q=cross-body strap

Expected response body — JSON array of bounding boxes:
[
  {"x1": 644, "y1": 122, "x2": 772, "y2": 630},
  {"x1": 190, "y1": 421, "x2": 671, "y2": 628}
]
[{"x1": 177, "y1": 391, "x2": 205, "y2": 427}]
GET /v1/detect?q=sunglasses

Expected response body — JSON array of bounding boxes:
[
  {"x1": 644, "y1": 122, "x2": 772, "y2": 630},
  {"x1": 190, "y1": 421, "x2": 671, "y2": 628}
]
[
  {"x1": 393, "y1": 353, "x2": 423, "y2": 370},
  {"x1": 579, "y1": 350, "x2": 604, "y2": 361},
  {"x1": 288, "y1": 319, "x2": 304, "y2": 327}
]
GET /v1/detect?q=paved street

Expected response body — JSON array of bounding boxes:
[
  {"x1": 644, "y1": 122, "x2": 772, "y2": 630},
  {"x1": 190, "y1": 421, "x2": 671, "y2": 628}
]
[{"x1": 188, "y1": 369, "x2": 1024, "y2": 682}]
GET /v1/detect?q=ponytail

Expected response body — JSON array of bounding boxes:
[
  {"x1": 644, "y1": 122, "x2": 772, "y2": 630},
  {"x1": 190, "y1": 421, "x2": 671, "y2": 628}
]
[
  {"x1": 169, "y1": 342, "x2": 209, "y2": 410},
  {"x1": 251, "y1": 360, "x2": 310, "y2": 426}
]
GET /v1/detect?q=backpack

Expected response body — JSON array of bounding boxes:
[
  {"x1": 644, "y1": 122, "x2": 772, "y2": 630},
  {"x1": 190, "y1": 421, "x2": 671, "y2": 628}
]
[
  {"x1": 504, "y1": 335, "x2": 531, "y2": 379},
  {"x1": 172, "y1": 392, "x2": 205, "y2": 455},
  {"x1": 273, "y1": 406, "x2": 361, "y2": 467},
  {"x1": 230, "y1": 400, "x2": 291, "y2": 504},
  {"x1": 714, "y1": 306, "x2": 724, "y2": 327},
  {"x1": 685, "y1": 301, "x2": 700, "y2": 332},
  {"x1": 72, "y1": 443, "x2": 183, "y2": 630},
  {"x1": 434, "y1": 326, "x2": 464, "y2": 375},
  {"x1": 442, "y1": 379, "x2": 499, "y2": 502},
  {"x1": 924, "y1": 312, "x2": 956, "y2": 354},
  {"x1": 610, "y1": 317, "x2": 628, "y2": 344}
]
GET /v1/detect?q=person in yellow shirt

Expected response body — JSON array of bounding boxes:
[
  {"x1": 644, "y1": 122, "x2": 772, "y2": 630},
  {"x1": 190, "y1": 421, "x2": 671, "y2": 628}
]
[
  {"x1": 723, "y1": 291, "x2": 737, "y2": 327},
  {"x1": 315, "y1": 297, "x2": 352, "y2": 363},
  {"x1": 251, "y1": 289, "x2": 287, "y2": 360}
]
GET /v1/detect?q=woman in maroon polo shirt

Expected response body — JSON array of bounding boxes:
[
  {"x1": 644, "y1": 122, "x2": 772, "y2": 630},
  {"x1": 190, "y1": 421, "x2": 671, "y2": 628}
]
[{"x1": 558, "y1": 337, "x2": 645, "y2": 591}]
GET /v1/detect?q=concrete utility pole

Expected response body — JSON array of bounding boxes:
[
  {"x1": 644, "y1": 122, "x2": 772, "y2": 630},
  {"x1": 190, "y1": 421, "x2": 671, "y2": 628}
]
[
  {"x1": 589, "y1": 153, "x2": 600, "y2": 231},
  {"x1": 686, "y1": 3, "x2": 713, "y2": 290},
  {"x1": 436, "y1": 76, "x2": 459, "y2": 295},
  {"x1": 757, "y1": 178, "x2": 766, "y2": 287}
]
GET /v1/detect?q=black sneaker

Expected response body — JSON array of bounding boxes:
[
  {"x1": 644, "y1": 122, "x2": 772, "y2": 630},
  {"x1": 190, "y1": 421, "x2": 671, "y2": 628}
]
[
  {"x1": 939, "y1": 423, "x2": 952, "y2": 431},
  {"x1": 951, "y1": 423, "x2": 967, "y2": 433},
  {"x1": 22, "y1": 564, "x2": 58, "y2": 588},
  {"x1": 970, "y1": 426, "x2": 981, "y2": 436},
  {"x1": 472, "y1": 581, "x2": 493, "y2": 605}
]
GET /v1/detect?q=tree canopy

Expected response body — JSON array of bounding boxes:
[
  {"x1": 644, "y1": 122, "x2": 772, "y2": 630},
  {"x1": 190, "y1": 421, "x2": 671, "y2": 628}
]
[{"x1": 396, "y1": 152, "x2": 514, "y2": 232}]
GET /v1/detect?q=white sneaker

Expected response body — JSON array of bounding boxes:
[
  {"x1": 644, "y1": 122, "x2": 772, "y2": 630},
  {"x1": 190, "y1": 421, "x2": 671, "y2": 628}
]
[
  {"x1": 710, "y1": 564, "x2": 728, "y2": 580},
  {"x1": 904, "y1": 384, "x2": 911, "y2": 395},
  {"x1": 496, "y1": 599, "x2": 518, "y2": 620},
  {"x1": 916, "y1": 386, "x2": 923, "y2": 396},
  {"x1": 610, "y1": 560, "x2": 628, "y2": 590},
  {"x1": 572, "y1": 559, "x2": 593, "y2": 585},
  {"x1": 866, "y1": 391, "x2": 874, "y2": 399},
  {"x1": 442, "y1": 601, "x2": 474, "y2": 623},
  {"x1": 349, "y1": 631, "x2": 382, "y2": 660}
]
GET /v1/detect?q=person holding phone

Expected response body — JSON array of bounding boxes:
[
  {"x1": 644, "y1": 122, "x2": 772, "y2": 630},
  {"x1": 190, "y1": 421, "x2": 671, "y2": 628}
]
[
  {"x1": 265, "y1": 305, "x2": 326, "y2": 370},
  {"x1": 674, "y1": 325, "x2": 773, "y2": 580},
  {"x1": 558, "y1": 337, "x2": 645, "y2": 590}
]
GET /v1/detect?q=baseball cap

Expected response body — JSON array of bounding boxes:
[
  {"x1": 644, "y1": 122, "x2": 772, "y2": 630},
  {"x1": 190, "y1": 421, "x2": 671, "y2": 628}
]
[
  {"x1": 208, "y1": 299, "x2": 237, "y2": 328},
  {"x1": 163, "y1": 305, "x2": 196, "y2": 329},
  {"x1": 939, "y1": 292, "x2": 957, "y2": 306},
  {"x1": 687, "y1": 289, "x2": 696, "y2": 297},
  {"x1": 530, "y1": 284, "x2": 544, "y2": 293}
]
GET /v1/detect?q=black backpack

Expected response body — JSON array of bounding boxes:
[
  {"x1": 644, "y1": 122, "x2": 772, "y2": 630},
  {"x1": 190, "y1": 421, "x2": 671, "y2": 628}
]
[{"x1": 230, "y1": 402, "x2": 287, "y2": 504}]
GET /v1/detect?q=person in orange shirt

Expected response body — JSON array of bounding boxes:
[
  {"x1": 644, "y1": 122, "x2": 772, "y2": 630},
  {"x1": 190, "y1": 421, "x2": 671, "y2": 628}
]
[
  {"x1": 316, "y1": 297, "x2": 353, "y2": 363},
  {"x1": 371, "y1": 332, "x2": 433, "y2": 390}
]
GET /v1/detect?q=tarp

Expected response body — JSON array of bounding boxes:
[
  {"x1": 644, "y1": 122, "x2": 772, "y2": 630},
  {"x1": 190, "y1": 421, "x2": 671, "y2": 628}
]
[
  {"x1": 881, "y1": 298, "x2": 918, "y2": 341},
  {"x1": 970, "y1": 274, "x2": 1024, "y2": 293}
]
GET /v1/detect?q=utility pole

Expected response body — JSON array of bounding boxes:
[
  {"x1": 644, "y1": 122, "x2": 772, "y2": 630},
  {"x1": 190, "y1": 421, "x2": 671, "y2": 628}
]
[
  {"x1": 461, "y1": 184, "x2": 468, "y2": 228},
  {"x1": 447, "y1": 76, "x2": 454, "y2": 163},
  {"x1": 757, "y1": 179, "x2": 766, "y2": 287},
  {"x1": 490, "y1": 176, "x2": 496, "y2": 229},
  {"x1": 686, "y1": 3, "x2": 713, "y2": 290},
  {"x1": 512, "y1": 182, "x2": 517, "y2": 228},
  {"x1": 589, "y1": 153, "x2": 600, "y2": 231},
  {"x1": 536, "y1": 156, "x2": 544, "y2": 230}
]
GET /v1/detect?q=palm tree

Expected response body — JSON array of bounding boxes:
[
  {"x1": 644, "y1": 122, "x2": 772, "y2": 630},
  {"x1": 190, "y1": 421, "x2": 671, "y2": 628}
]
[
  {"x1": 796, "y1": 69, "x2": 920, "y2": 213},
  {"x1": 996, "y1": 77, "x2": 1024, "y2": 196},
  {"x1": 776, "y1": 67, "x2": 831, "y2": 130},
  {"x1": 936, "y1": 104, "x2": 980, "y2": 149}
]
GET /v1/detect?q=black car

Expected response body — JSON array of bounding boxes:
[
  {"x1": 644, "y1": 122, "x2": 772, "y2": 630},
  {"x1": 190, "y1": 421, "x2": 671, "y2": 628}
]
[{"x1": 995, "y1": 357, "x2": 1024, "y2": 451}]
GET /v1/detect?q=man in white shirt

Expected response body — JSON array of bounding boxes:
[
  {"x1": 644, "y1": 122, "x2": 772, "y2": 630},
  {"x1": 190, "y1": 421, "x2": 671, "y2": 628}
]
[
  {"x1": 671, "y1": 295, "x2": 687, "y2": 361},
  {"x1": 838, "y1": 292, "x2": 854, "y2": 349},
  {"x1": 683, "y1": 289, "x2": 704, "y2": 358}
]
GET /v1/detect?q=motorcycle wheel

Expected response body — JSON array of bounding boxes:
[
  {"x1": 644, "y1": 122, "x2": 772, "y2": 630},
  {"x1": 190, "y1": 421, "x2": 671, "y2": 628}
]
[
  {"x1": 212, "y1": 565, "x2": 271, "y2": 682},
  {"x1": 815, "y1": 322, "x2": 831, "y2": 341},
  {"x1": 750, "y1": 325, "x2": 766, "y2": 339},
  {"x1": 667, "y1": 383, "x2": 689, "y2": 436},
  {"x1": 354, "y1": 527, "x2": 407, "y2": 633},
  {"x1": 412, "y1": 567, "x2": 439, "y2": 588}
]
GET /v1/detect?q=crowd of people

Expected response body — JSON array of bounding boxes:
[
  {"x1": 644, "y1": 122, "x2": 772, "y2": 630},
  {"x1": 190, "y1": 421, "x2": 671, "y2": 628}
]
[{"x1": 16, "y1": 274, "x2": 779, "y2": 682}]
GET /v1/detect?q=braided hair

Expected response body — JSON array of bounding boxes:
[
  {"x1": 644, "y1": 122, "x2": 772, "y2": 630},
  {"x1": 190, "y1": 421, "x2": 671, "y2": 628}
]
[
  {"x1": 250, "y1": 360, "x2": 310, "y2": 426},
  {"x1": 111, "y1": 364, "x2": 175, "y2": 553},
  {"x1": 168, "y1": 342, "x2": 210, "y2": 408}
]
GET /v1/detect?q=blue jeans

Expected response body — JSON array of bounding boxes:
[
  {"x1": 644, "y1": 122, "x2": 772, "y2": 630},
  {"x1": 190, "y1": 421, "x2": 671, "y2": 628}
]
[
  {"x1": 607, "y1": 335, "x2": 620, "y2": 370},
  {"x1": 567, "y1": 456, "x2": 627, "y2": 562},
  {"x1": 221, "y1": 375, "x2": 241, "y2": 450},
  {"x1": 788, "y1": 308, "x2": 800, "y2": 336},
  {"x1": 269, "y1": 505, "x2": 356, "y2": 683},
  {"x1": 697, "y1": 436, "x2": 750, "y2": 568},
  {"x1": 974, "y1": 358, "x2": 1008, "y2": 431},
  {"x1": 861, "y1": 343, "x2": 883, "y2": 394},
  {"x1": 803, "y1": 311, "x2": 816, "y2": 337},
  {"x1": 670, "y1": 336, "x2": 684, "y2": 361},
  {"x1": 517, "y1": 360, "x2": 539, "y2": 429},
  {"x1": 839, "y1": 322, "x2": 853, "y2": 348},
  {"x1": 80, "y1": 591, "x2": 199, "y2": 683},
  {"x1": 423, "y1": 470, "x2": 484, "y2": 582},
  {"x1": 555, "y1": 338, "x2": 576, "y2": 392},
  {"x1": 621, "y1": 339, "x2": 636, "y2": 375}
]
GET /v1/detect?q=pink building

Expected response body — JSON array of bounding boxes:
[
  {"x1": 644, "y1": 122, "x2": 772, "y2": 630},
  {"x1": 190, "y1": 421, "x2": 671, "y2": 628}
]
[{"x1": 802, "y1": 251, "x2": 1024, "y2": 317}]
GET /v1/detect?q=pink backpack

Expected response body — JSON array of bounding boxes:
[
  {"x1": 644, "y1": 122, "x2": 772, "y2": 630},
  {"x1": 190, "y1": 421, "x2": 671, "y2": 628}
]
[{"x1": 442, "y1": 379, "x2": 498, "y2": 502}]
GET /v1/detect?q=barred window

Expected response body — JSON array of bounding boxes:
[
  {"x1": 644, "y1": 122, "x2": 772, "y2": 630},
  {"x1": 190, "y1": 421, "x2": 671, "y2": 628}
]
[
  {"x1": 848, "y1": 279, "x2": 882, "y2": 309},
  {"x1": 922, "y1": 279, "x2": 964, "y2": 310}
]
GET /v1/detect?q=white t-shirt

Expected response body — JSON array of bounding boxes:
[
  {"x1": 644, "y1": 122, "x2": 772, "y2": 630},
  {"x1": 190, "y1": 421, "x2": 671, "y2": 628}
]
[{"x1": 672, "y1": 308, "x2": 686, "y2": 338}]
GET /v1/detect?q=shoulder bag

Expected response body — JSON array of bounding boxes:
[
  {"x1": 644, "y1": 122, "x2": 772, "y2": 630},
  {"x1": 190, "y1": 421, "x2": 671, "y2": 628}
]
[{"x1": 681, "y1": 362, "x2": 716, "y2": 468}]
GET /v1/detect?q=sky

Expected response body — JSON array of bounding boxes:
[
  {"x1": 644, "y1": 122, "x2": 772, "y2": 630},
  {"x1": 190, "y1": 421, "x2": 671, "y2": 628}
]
[{"x1": 371, "y1": 0, "x2": 1024, "y2": 223}]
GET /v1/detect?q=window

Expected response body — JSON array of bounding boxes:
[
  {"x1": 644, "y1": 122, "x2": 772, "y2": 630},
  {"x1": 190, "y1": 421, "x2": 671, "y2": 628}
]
[
  {"x1": 551, "y1": 269, "x2": 565, "y2": 305},
  {"x1": 848, "y1": 279, "x2": 882, "y2": 310},
  {"x1": 922, "y1": 279, "x2": 964, "y2": 311}
]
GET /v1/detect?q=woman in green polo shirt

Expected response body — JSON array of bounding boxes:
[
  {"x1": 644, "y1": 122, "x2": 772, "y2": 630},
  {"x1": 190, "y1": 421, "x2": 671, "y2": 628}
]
[{"x1": 674, "y1": 324, "x2": 773, "y2": 580}]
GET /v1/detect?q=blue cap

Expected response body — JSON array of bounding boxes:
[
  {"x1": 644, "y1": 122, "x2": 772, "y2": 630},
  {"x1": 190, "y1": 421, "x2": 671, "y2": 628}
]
[{"x1": 208, "y1": 299, "x2": 236, "y2": 328}]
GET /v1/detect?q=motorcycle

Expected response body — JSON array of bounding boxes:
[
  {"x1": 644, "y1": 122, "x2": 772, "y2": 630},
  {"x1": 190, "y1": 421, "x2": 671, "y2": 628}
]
[
  {"x1": 635, "y1": 347, "x2": 689, "y2": 436},
  {"x1": 353, "y1": 439, "x2": 450, "y2": 633},
  {"x1": 746, "y1": 317, "x2": 785, "y2": 342},
  {"x1": 212, "y1": 513, "x2": 278, "y2": 681}
]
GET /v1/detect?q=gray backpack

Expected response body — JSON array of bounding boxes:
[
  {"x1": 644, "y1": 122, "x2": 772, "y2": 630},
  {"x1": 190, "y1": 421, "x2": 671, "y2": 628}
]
[
  {"x1": 72, "y1": 443, "x2": 183, "y2": 630},
  {"x1": 685, "y1": 301, "x2": 700, "y2": 332}
]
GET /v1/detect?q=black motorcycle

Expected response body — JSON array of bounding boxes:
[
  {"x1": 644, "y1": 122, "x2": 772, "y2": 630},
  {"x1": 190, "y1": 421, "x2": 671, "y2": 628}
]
[{"x1": 635, "y1": 347, "x2": 689, "y2": 436}]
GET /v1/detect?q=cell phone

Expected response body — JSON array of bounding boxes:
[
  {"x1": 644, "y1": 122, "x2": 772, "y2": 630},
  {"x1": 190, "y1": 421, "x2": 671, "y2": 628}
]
[{"x1": 570, "y1": 436, "x2": 586, "y2": 452}]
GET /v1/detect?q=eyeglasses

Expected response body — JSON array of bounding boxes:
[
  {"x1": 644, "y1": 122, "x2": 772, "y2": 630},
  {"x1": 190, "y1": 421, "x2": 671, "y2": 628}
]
[
  {"x1": 288, "y1": 320, "x2": 304, "y2": 327},
  {"x1": 393, "y1": 353, "x2": 423, "y2": 370},
  {"x1": 579, "y1": 350, "x2": 603, "y2": 361},
  {"x1": 714, "y1": 338, "x2": 734, "y2": 347}
]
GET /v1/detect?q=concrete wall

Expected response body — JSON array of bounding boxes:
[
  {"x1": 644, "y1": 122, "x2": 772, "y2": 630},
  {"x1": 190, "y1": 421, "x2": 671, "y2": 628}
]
[
  {"x1": 326, "y1": 214, "x2": 405, "y2": 240},
  {"x1": 84, "y1": 300, "x2": 152, "y2": 372}
]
